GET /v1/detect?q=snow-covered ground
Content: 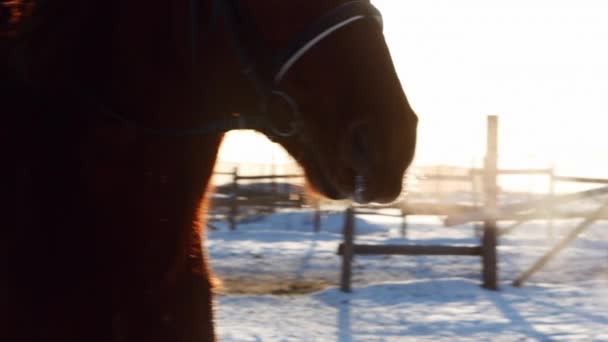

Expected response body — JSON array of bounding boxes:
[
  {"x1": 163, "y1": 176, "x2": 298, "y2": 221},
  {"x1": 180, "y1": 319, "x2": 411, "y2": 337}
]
[{"x1": 206, "y1": 207, "x2": 608, "y2": 341}]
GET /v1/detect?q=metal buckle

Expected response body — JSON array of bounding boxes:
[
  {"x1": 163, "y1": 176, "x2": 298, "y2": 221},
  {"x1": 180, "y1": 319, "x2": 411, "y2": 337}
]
[{"x1": 268, "y1": 90, "x2": 303, "y2": 138}]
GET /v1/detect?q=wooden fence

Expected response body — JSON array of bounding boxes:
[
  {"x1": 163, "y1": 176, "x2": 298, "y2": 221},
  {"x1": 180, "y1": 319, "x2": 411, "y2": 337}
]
[
  {"x1": 338, "y1": 115, "x2": 608, "y2": 291},
  {"x1": 338, "y1": 116, "x2": 502, "y2": 292},
  {"x1": 211, "y1": 115, "x2": 608, "y2": 290},
  {"x1": 210, "y1": 168, "x2": 321, "y2": 231}
]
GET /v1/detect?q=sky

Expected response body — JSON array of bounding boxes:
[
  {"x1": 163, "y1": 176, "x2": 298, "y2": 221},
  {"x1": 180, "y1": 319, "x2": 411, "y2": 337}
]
[{"x1": 218, "y1": 0, "x2": 608, "y2": 179}]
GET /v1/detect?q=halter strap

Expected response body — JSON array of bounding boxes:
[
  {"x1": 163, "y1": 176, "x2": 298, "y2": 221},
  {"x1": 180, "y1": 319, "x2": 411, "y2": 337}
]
[
  {"x1": 99, "y1": 105, "x2": 268, "y2": 137},
  {"x1": 273, "y1": 1, "x2": 383, "y2": 83},
  {"x1": 214, "y1": 0, "x2": 383, "y2": 139}
]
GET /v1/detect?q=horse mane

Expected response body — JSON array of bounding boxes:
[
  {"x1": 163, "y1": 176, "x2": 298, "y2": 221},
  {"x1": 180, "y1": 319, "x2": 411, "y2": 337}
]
[
  {"x1": 0, "y1": 0, "x2": 35, "y2": 36},
  {"x1": 5, "y1": 0, "x2": 109, "y2": 89}
]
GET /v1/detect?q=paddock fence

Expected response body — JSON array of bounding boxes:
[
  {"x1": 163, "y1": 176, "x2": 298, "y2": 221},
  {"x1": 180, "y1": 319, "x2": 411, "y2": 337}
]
[{"x1": 208, "y1": 116, "x2": 608, "y2": 291}]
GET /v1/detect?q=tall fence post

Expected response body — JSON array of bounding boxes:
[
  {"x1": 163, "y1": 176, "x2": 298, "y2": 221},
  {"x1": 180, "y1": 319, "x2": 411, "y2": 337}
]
[
  {"x1": 229, "y1": 167, "x2": 239, "y2": 231},
  {"x1": 340, "y1": 207, "x2": 355, "y2": 293},
  {"x1": 482, "y1": 115, "x2": 499, "y2": 290}
]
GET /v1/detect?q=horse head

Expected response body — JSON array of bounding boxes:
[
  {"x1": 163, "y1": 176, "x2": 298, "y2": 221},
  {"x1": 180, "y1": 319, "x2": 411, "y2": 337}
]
[
  {"x1": 206, "y1": 0, "x2": 418, "y2": 204},
  {"x1": 8, "y1": 0, "x2": 417, "y2": 206}
]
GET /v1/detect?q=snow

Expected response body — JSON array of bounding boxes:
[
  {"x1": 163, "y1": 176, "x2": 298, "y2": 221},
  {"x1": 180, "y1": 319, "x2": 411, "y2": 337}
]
[{"x1": 206, "y1": 208, "x2": 608, "y2": 341}]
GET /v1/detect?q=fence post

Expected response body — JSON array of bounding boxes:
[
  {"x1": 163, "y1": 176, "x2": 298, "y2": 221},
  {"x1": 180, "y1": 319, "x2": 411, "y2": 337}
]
[
  {"x1": 470, "y1": 168, "x2": 483, "y2": 238},
  {"x1": 400, "y1": 205, "x2": 408, "y2": 238},
  {"x1": 229, "y1": 167, "x2": 239, "y2": 231},
  {"x1": 547, "y1": 168, "x2": 556, "y2": 238},
  {"x1": 482, "y1": 115, "x2": 499, "y2": 290},
  {"x1": 313, "y1": 200, "x2": 321, "y2": 233},
  {"x1": 340, "y1": 207, "x2": 355, "y2": 293}
]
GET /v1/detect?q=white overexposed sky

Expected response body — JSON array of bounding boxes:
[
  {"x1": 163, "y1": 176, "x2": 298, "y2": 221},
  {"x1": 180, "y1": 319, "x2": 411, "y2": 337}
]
[{"x1": 218, "y1": 0, "x2": 608, "y2": 178}]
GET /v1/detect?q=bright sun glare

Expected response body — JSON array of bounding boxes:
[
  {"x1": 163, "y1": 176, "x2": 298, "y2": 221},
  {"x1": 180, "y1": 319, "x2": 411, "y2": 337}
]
[{"x1": 218, "y1": 0, "x2": 608, "y2": 180}]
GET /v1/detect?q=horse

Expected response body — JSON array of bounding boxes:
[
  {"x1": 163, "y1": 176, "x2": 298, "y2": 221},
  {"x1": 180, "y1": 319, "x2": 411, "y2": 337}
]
[{"x1": 0, "y1": 0, "x2": 418, "y2": 341}]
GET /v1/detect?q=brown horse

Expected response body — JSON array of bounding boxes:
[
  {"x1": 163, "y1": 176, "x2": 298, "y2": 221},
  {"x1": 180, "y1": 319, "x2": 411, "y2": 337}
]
[{"x1": 1, "y1": 0, "x2": 417, "y2": 341}]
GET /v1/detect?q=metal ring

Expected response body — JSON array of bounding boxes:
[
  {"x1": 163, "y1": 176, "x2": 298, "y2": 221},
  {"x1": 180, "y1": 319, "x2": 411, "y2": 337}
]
[{"x1": 268, "y1": 90, "x2": 303, "y2": 138}]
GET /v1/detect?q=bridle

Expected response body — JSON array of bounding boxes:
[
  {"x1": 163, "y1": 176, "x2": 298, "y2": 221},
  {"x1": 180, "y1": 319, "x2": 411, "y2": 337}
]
[
  {"x1": 209, "y1": 0, "x2": 383, "y2": 140},
  {"x1": 99, "y1": 0, "x2": 383, "y2": 138}
]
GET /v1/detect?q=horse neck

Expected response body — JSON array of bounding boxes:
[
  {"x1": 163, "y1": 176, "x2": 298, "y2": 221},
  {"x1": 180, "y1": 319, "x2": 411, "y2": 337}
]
[
  {"x1": 105, "y1": 0, "x2": 258, "y2": 127},
  {"x1": 13, "y1": 0, "x2": 263, "y2": 133},
  {"x1": 13, "y1": 1, "x2": 190, "y2": 119}
]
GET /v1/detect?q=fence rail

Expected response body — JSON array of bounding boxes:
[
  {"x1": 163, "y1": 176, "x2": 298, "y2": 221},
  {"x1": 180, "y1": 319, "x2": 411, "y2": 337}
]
[
  {"x1": 338, "y1": 244, "x2": 482, "y2": 256},
  {"x1": 234, "y1": 174, "x2": 304, "y2": 180},
  {"x1": 554, "y1": 176, "x2": 608, "y2": 184},
  {"x1": 210, "y1": 168, "x2": 315, "y2": 231},
  {"x1": 445, "y1": 186, "x2": 608, "y2": 226}
]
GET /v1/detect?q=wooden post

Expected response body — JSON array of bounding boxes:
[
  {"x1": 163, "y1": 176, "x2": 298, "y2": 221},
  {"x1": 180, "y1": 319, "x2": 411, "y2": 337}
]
[
  {"x1": 470, "y1": 168, "x2": 483, "y2": 238},
  {"x1": 482, "y1": 115, "x2": 499, "y2": 290},
  {"x1": 313, "y1": 200, "x2": 321, "y2": 233},
  {"x1": 229, "y1": 167, "x2": 239, "y2": 231},
  {"x1": 400, "y1": 206, "x2": 408, "y2": 238},
  {"x1": 547, "y1": 168, "x2": 556, "y2": 239},
  {"x1": 340, "y1": 207, "x2": 355, "y2": 293},
  {"x1": 271, "y1": 159, "x2": 277, "y2": 195},
  {"x1": 270, "y1": 197, "x2": 277, "y2": 214}
]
